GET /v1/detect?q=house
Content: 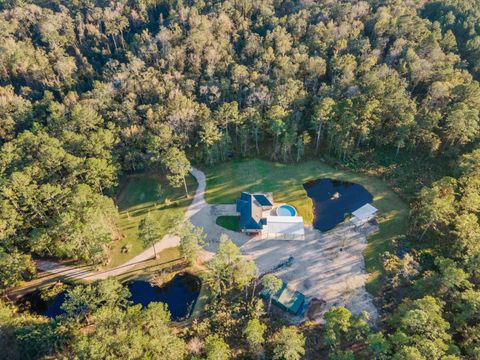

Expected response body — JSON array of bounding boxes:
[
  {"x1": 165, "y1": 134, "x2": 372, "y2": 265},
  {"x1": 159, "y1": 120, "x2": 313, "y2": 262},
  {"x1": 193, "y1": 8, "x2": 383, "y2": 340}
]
[
  {"x1": 236, "y1": 192, "x2": 274, "y2": 233},
  {"x1": 236, "y1": 192, "x2": 305, "y2": 240}
]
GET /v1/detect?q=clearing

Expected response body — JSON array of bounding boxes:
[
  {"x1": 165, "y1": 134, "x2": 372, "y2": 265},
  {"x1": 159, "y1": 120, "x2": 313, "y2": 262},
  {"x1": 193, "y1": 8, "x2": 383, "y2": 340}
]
[
  {"x1": 109, "y1": 173, "x2": 196, "y2": 268},
  {"x1": 203, "y1": 159, "x2": 409, "y2": 294}
]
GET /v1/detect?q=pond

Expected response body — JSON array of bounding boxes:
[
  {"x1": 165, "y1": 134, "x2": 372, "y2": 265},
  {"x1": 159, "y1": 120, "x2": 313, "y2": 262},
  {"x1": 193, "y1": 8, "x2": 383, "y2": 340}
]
[
  {"x1": 127, "y1": 272, "x2": 201, "y2": 321},
  {"x1": 304, "y1": 179, "x2": 373, "y2": 232},
  {"x1": 20, "y1": 290, "x2": 68, "y2": 319},
  {"x1": 21, "y1": 273, "x2": 201, "y2": 321}
]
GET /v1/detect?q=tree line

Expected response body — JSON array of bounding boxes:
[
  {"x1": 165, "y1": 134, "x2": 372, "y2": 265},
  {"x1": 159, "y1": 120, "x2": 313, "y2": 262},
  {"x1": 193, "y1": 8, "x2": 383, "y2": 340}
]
[
  {"x1": 0, "y1": 0, "x2": 479, "y2": 358},
  {"x1": 1, "y1": 0, "x2": 479, "y2": 271}
]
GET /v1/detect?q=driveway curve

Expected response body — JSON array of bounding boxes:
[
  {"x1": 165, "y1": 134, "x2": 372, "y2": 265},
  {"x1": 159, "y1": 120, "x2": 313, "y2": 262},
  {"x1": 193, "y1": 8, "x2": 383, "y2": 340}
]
[
  {"x1": 17, "y1": 167, "x2": 212, "y2": 286},
  {"x1": 30, "y1": 167, "x2": 249, "y2": 282}
]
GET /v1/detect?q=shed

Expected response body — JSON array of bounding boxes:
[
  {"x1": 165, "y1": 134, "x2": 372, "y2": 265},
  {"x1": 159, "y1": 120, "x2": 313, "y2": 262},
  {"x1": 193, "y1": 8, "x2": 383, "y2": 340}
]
[
  {"x1": 261, "y1": 282, "x2": 305, "y2": 315},
  {"x1": 351, "y1": 203, "x2": 378, "y2": 226}
]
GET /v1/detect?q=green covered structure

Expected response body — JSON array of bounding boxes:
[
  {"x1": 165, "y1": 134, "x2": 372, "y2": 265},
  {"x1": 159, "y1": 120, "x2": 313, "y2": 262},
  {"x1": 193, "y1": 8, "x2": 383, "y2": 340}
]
[{"x1": 261, "y1": 281, "x2": 305, "y2": 315}]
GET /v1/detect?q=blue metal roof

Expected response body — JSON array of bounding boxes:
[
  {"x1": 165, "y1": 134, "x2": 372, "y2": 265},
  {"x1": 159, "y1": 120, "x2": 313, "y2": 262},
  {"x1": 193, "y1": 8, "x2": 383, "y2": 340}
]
[
  {"x1": 253, "y1": 194, "x2": 273, "y2": 206},
  {"x1": 236, "y1": 192, "x2": 266, "y2": 230}
]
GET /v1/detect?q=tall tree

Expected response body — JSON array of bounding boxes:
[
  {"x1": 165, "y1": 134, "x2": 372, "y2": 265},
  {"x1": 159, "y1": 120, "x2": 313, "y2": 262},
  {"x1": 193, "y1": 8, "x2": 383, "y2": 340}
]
[
  {"x1": 138, "y1": 211, "x2": 163, "y2": 259},
  {"x1": 0, "y1": 249, "x2": 35, "y2": 289},
  {"x1": 270, "y1": 326, "x2": 305, "y2": 360},
  {"x1": 234, "y1": 259, "x2": 258, "y2": 300},
  {"x1": 204, "y1": 334, "x2": 231, "y2": 360},
  {"x1": 262, "y1": 274, "x2": 282, "y2": 313},
  {"x1": 177, "y1": 220, "x2": 205, "y2": 265},
  {"x1": 205, "y1": 235, "x2": 245, "y2": 295},
  {"x1": 244, "y1": 318, "x2": 267, "y2": 356},
  {"x1": 73, "y1": 303, "x2": 186, "y2": 360},
  {"x1": 61, "y1": 278, "x2": 131, "y2": 322},
  {"x1": 324, "y1": 306, "x2": 352, "y2": 350},
  {"x1": 414, "y1": 177, "x2": 457, "y2": 239},
  {"x1": 161, "y1": 147, "x2": 191, "y2": 197},
  {"x1": 311, "y1": 97, "x2": 335, "y2": 152}
]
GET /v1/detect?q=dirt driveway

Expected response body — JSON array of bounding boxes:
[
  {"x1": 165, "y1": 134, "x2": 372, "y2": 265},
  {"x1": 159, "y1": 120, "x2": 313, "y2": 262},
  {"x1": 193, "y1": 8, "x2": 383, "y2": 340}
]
[{"x1": 241, "y1": 222, "x2": 379, "y2": 321}]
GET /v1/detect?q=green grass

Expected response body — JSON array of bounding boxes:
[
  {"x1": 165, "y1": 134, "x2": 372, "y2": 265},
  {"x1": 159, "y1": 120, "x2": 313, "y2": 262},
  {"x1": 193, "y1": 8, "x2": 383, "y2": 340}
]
[
  {"x1": 216, "y1": 216, "x2": 239, "y2": 231},
  {"x1": 203, "y1": 159, "x2": 409, "y2": 295},
  {"x1": 188, "y1": 271, "x2": 210, "y2": 320},
  {"x1": 114, "y1": 247, "x2": 184, "y2": 283},
  {"x1": 108, "y1": 173, "x2": 197, "y2": 268}
]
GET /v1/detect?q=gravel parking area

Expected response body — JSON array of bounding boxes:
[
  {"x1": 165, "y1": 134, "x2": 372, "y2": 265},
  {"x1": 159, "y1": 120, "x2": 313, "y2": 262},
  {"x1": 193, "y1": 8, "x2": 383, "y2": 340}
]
[{"x1": 241, "y1": 222, "x2": 379, "y2": 322}]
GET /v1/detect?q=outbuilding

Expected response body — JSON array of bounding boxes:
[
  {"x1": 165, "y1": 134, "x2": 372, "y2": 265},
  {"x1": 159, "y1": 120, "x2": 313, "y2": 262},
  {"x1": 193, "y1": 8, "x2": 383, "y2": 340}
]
[
  {"x1": 260, "y1": 281, "x2": 306, "y2": 315},
  {"x1": 351, "y1": 203, "x2": 378, "y2": 226},
  {"x1": 265, "y1": 216, "x2": 305, "y2": 240}
]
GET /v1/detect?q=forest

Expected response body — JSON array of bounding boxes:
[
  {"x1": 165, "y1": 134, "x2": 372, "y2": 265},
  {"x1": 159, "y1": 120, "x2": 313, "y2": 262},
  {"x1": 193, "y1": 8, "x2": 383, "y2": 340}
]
[{"x1": 0, "y1": 0, "x2": 479, "y2": 358}]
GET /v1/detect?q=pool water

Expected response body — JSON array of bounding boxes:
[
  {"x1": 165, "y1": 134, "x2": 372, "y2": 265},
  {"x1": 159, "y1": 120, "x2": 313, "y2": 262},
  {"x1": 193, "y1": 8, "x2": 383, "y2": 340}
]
[
  {"x1": 304, "y1": 179, "x2": 373, "y2": 232},
  {"x1": 277, "y1": 204, "x2": 297, "y2": 216},
  {"x1": 128, "y1": 272, "x2": 201, "y2": 321}
]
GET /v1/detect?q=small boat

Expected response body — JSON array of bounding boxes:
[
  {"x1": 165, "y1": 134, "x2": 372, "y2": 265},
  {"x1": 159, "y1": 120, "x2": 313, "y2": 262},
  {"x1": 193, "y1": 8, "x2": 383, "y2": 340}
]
[{"x1": 330, "y1": 192, "x2": 340, "y2": 200}]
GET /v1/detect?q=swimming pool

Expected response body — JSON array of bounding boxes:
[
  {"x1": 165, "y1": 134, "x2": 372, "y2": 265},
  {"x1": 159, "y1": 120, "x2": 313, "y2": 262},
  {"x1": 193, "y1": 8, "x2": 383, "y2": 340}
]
[{"x1": 276, "y1": 204, "x2": 297, "y2": 216}]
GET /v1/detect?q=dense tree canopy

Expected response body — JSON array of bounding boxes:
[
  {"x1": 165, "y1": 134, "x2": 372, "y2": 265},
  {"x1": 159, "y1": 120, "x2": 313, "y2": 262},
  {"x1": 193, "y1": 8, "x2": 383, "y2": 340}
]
[
  {"x1": 0, "y1": 0, "x2": 477, "y2": 269},
  {"x1": 0, "y1": 0, "x2": 479, "y2": 358}
]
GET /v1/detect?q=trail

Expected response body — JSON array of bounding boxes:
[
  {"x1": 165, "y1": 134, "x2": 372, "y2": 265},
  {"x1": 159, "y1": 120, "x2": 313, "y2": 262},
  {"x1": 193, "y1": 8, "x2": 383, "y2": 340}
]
[{"x1": 6, "y1": 168, "x2": 207, "y2": 298}]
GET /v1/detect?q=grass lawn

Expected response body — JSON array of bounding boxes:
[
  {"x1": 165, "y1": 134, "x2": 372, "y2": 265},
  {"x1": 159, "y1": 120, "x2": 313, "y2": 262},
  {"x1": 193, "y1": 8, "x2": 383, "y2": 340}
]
[
  {"x1": 108, "y1": 173, "x2": 197, "y2": 268},
  {"x1": 203, "y1": 159, "x2": 409, "y2": 295},
  {"x1": 216, "y1": 216, "x2": 239, "y2": 231},
  {"x1": 114, "y1": 247, "x2": 185, "y2": 283}
]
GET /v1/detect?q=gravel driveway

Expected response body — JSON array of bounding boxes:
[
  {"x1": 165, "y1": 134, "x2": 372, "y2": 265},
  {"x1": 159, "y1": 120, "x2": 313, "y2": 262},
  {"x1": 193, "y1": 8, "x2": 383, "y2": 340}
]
[{"x1": 241, "y1": 223, "x2": 379, "y2": 321}]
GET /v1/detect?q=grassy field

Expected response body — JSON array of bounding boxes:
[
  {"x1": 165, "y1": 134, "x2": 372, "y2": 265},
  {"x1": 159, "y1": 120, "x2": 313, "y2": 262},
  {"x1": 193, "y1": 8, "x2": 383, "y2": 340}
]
[
  {"x1": 216, "y1": 216, "x2": 239, "y2": 231},
  {"x1": 108, "y1": 173, "x2": 197, "y2": 268},
  {"x1": 203, "y1": 159, "x2": 409, "y2": 294}
]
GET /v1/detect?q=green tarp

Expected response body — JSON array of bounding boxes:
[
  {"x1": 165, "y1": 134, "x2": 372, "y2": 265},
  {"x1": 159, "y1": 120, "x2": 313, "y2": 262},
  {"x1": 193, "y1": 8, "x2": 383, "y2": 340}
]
[{"x1": 261, "y1": 281, "x2": 305, "y2": 315}]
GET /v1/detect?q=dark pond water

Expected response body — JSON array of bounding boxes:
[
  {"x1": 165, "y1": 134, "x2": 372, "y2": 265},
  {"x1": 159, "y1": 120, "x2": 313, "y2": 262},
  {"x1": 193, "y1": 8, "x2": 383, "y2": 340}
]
[
  {"x1": 304, "y1": 179, "x2": 373, "y2": 232},
  {"x1": 21, "y1": 273, "x2": 201, "y2": 321},
  {"x1": 20, "y1": 290, "x2": 67, "y2": 319},
  {"x1": 127, "y1": 273, "x2": 201, "y2": 321}
]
